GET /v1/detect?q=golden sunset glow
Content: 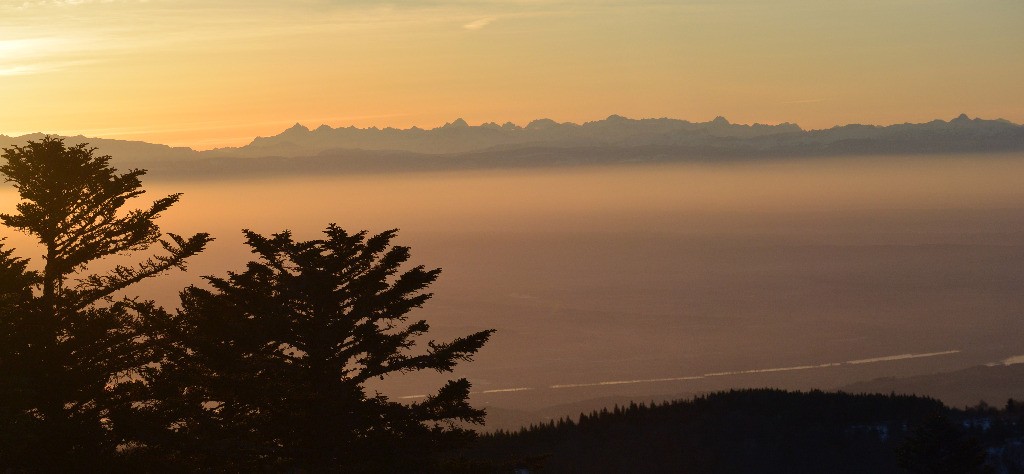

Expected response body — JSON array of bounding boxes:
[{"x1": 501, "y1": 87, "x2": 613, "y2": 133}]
[
  {"x1": 2, "y1": 0, "x2": 1022, "y2": 148},
  {"x1": 4, "y1": 3, "x2": 1024, "y2": 468}
]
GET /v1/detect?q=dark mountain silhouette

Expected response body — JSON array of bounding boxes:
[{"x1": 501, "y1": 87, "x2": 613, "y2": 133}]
[
  {"x1": 202, "y1": 115, "x2": 803, "y2": 157},
  {"x1": 203, "y1": 113, "x2": 1021, "y2": 158},
  {"x1": 3, "y1": 114, "x2": 1021, "y2": 179}
]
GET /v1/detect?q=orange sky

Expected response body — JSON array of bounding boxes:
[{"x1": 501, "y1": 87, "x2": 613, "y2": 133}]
[{"x1": 2, "y1": 1, "x2": 1022, "y2": 149}]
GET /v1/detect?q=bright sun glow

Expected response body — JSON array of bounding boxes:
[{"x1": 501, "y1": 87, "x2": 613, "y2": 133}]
[{"x1": 0, "y1": 37, "x2": 69, "y2": 76}]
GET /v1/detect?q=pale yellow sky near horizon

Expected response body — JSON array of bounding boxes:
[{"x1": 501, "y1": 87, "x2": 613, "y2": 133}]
[{"x1": 1, "y1": 0, "x2": 1022, "y2": 150}]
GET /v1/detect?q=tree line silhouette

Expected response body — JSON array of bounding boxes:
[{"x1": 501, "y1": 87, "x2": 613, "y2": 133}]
[
  {"x1": 0, "y1": 137, "x2": 493, "y2": 471},
  {"x1": 460, "y1": 389, "x2": 1021, "y2": 473}
]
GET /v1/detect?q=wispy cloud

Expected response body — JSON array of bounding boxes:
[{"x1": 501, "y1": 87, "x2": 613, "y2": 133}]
[
  {"x1": 463, "y1": 17, "x2": 495, "y2": 30},
  {"x1": 548, "y1": 350, "x2": 962, "y2": 389},
  {"x1": 0, "y1": 36, "x2": 101, "y2": 76},
  {"x1": 993, "y1": 355, "x2": 1024, "y2": 366},
  {"x1": 0, "y1": 60, "x2": 94, "y2": 76},
  {"x1": 845, "y1": 350, "x2": 960, "y2": 365},
  {"x1": 478, "y1": 387, "x2": 532, "y2": 394},
  {"x1": 0, "y1": 0, "x2": 565, "y2": 72},
  {"x1": 781, "y1": 98, "x2": 827, "y2": 105}
]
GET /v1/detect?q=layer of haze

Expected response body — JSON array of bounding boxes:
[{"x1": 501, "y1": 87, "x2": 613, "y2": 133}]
[
  {"x1": 2, "y1": 1, "x2": 1023, "y2": 148},
  {"x1": 2, "y1": 156, "x2": 1023, "y2": 410}
]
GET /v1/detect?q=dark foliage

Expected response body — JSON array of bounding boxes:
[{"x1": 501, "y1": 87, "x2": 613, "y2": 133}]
[
  {"x1": 0, "y1": 137, "x2": 493, "y2": 471},
  {"x1": 149, "y1": 226, "x2": 494, "y2": 471},
  {"x1": 463, "y1": 389, "x2": 1017, "y2": 473},
  {"x1": 0, "y1": 136, "x2": 211, "y2": 470},
  {"x1": 896, "y1": 410, "x2": 990, "y2": 473}
]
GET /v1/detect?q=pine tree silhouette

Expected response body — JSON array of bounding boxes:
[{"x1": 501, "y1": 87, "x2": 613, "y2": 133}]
[
  {"x1": 152, "y1": 226, "x2": 493, "y2": 471},
  {"x1": 0, "y1": 136, "x2": 210, "y2": 470}
]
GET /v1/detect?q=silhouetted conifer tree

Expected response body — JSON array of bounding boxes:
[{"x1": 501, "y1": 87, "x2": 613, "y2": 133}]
[
  {"x1": 0, "y1": 137, "x2": 210, "y2": 470},
  {"x1": 153, "y1": 226, "x2": 493, "y2": 471}
]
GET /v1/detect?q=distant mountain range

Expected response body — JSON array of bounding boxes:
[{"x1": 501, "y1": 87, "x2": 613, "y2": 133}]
[{"x1": 2, "y1": 114, "x2": 1022, "y2": 178}]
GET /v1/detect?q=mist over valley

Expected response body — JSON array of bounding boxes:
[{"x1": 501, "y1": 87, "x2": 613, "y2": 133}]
[{"x1": 3, "y1": 145, "x2": 1020, "y2": 419}]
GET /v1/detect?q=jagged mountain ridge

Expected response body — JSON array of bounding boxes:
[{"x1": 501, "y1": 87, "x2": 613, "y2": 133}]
[
  {"x1": 205, "y1": 115, "x2": 805, "y2": 157},
  {"x1": 2, "y1": 114, "x2": 1021, "y2": 178},
  {"x1": 202, "y1": 113, "x2": 1023, "y2": 158}
]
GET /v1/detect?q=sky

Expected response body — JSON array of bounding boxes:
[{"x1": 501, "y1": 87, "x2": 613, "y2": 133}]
[{"x1": 1, "y1": 0, "x2": 1022, "y2": 149}]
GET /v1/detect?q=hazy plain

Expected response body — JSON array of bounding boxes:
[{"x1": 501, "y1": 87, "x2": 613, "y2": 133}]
[{"x1": 2, "y1": 154, "x2": 1023, "y2": 411}]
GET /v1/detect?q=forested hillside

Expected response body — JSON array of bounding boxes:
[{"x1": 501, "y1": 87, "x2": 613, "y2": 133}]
[{"x1": 457, "y1": 389, "x2": 1024, "y2": 473}]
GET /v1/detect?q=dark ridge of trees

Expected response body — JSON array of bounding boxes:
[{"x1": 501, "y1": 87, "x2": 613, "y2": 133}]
[
  {"x1": 0, "y1": 137, "x2": 492, "y2": 471},
  {"x1": 461, "y1": 389, "x2": 1023, "y2": 473}
]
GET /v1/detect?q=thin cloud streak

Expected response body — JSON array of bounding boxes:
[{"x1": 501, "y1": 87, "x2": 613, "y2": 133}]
[
  {"x1": 463, "y1": 17, "x2": 495, "y2": 30},
  {"x1": 993, "y1": 355, "x2": 1024, "y2": 366},
  {"x1": 0, "y1": 65, "x2": 39, "y2": 76},
  {"x1": 551, "y1": 350, "x2": 962, "y2": 390},
  {"x1": 0, "y1": 36, "x2": 101, "y2": 76},
  {"x1": 399, "y1": 387, "x2": 533, "y2": 400},
  {"x1": 479, "y1": 387, "x2": 533, "y2": 394},
  {"x1": 782, "y1": 98, "x2": 827, "y2": 105},
  {"x1": 397, "y1": 349, "x2": 965, "y2": 399},
  {"x1": 0, "y1": 58, "x2": 98, "y2": 77},
  {"x1": 0, "y1": 4, "x2": 549, "y2": 77},
  {"x1": 0, "y1": 1, "x2": 699, "y2": 81},
  {"x1": 845, "y1": 351, "x2": 961, "y2": 365}
]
